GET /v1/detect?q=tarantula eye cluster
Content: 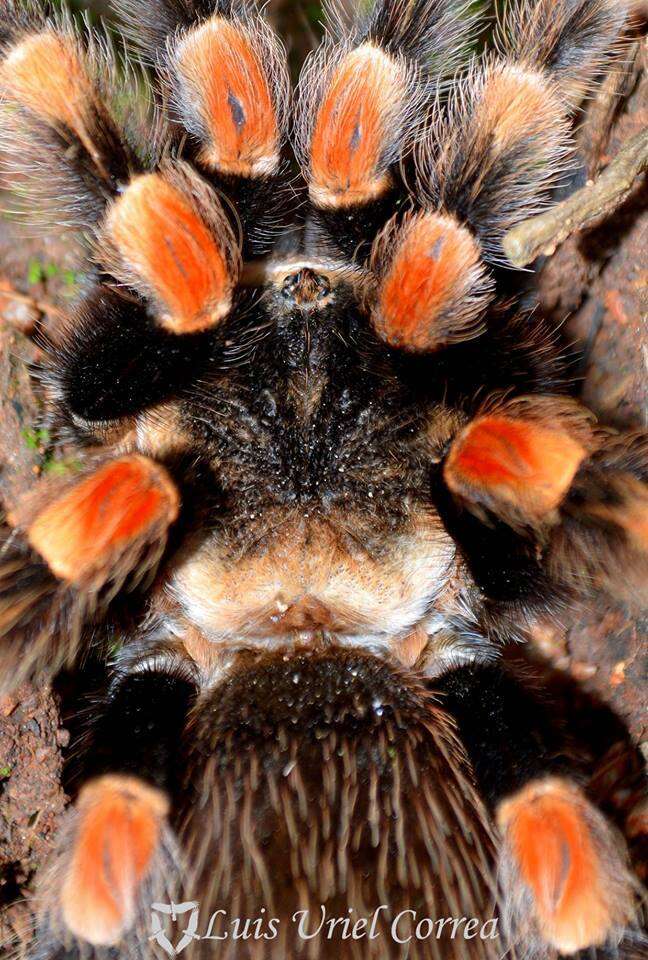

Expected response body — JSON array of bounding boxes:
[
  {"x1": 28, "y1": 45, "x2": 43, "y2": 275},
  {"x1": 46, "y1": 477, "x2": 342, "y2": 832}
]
[{"x1": 0, "y1": 0, "x2": 645, "y2": 958}]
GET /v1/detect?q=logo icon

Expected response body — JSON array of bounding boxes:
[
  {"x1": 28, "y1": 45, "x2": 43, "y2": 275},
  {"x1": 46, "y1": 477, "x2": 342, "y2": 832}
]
[{"x1": 150, "y1": 902, "x2": 201, "y2": 956}]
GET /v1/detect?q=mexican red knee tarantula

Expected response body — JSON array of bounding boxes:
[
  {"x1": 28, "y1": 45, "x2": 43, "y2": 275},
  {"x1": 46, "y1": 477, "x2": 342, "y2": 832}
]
[{"x1": 0, "y1": 0, "x2": 645, "y2": 957}]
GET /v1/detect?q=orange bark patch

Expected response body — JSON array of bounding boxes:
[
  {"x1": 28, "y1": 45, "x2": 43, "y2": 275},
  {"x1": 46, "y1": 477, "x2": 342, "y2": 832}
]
[
  {"x1": 444, "y1": 415, "x2": 586, "y2": 517},
  {"x1": 310, "y1": 44, "x2": 405, "y2": 207},
  {"x1": 28, "y1": 455, "x2": 179, "y2": 583},
  {"x1": 373, "y1": 212, "x2": 488, "y2": 351},
  {"x1": 106, "y1": 174, "x2": 235, "y2": 333},
  {"x1": 175, "y1": 18, "x2": 279, "y2": 176},
  {"x1": 61, "y1": 775, "x2": 168, "y2": 946},
  {"x1": 498, "y1": 779, "x2": 629, "y2": 953}
]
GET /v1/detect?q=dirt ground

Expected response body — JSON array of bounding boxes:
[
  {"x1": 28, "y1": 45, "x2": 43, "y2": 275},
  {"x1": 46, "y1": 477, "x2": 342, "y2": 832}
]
[{"x1": 0, "y1": 2, "x2": 646, "y2": 954}]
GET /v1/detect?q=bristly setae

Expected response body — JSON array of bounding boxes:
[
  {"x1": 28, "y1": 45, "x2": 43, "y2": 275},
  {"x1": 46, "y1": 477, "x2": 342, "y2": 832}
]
[{"x1": 0, "y1": 1, "x2": 645, "y2": 958}]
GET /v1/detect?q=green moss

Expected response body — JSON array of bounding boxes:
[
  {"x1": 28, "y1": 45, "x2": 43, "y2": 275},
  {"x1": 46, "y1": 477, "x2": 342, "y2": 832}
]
[
  {"x1": 22, "y1": 427, "x2": 83, "y2": 476},
  {"x1": 26, "y1": 258, "x2": 43, "y2": 285},
  {"x1": 305, "y1": 3, "x2": 321, "y2": 25},
  {"x1": 21, "y1": 427, "x2": 51, "y2": 451},
  {"x1": 42, "y1": 457, "x2": 83, "y2": 476},
  {"x1": 25, "y1": 258, "x2": 82, "y2": 300},
  {"x1": 62, "y1": 269, "x2": 79, "y2": 287}
]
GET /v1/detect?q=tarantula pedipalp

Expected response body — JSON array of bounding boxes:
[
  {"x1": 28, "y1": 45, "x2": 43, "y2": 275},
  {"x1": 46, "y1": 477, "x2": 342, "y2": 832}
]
[{"x1": 0, "y1": 0, "x2": 646, "y2": 958}]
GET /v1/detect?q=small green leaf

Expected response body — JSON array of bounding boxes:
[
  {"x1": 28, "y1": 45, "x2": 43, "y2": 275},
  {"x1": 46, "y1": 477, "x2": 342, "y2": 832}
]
[
  {"x1": 0, "y1": 766, "x2": 11, "y2": 778},
  {"x1": 27, "y1": 258, "x2": 43, "y2": 285}
]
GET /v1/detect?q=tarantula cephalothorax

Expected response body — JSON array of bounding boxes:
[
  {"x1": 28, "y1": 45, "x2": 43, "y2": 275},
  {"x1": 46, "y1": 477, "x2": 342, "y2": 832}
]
[{"x1": 0, "y1": 0, "x2": 645, "y2": 958}]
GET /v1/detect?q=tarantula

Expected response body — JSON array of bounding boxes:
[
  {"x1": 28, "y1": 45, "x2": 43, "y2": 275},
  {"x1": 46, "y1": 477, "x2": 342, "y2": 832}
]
[{"x1": 0, "y1": 0, "x2": 645, "y2": 957}]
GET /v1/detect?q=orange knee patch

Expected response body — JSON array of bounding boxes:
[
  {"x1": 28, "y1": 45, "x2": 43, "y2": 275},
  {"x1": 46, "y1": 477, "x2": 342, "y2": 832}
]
[
  {"x1": 309, "y1": 44, "x2": 407, "y2": 207},
  {"x1": 444, "y1": 415, "x2": 587, "y2": 518},
  {"x1": 476, "y1": 64, "x2": 560, "y2": 155},
  {"x1": 27, "y1": 455, "x2": 179, "y2": 583},
  {"x1": 588, "y1": 476, "x2": 648, "y2": 552},
  {"x1": 0, "y1": 31, "x2": 98, "y2": 155},
  {"x1": 498, "y1": 778, "x2": 634, "y2": 953},
  {"x1": 174, "y1": 17, "x2": 281, "y2": 176},
  {"x1": 371, "y1": 212, "x2": 492, "y2": 351},
  {"x1": 104, "y1": 170, "x2": 239, "y2": 333},
  {"x1": 61, "y1": 775, "x2": 168, "y2": 946},
  {"x1": 1, "y1": 31, "x2": 90, "y2": 127}
]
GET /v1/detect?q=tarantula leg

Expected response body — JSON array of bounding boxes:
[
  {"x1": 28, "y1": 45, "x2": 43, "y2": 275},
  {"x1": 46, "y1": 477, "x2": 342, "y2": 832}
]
[
  {"x1": 299, "y1": 41, "x2": 420, "y2": 260},
  {"x1": 443, "y1": 408, "x2": 648, "y2": 603},
  {"x1": 418, "y1": 60, "x2": 573, "y2": 265},
  {"x1": 547, "y1": 432, "x2": 648, "y2": 602},
  {"x1": 114, "y1": 0, "x2": 290, "y2": 257},
  {"x1": 497, "y1": 777, "x2": 637, "y2": 953},
  {"x1": 0, "y1": 9, "x2": 139, "y2": 228},
  {"x1": 48, "y1": 287, "x2": 215, "y2": 428},
  {"x1": 119, "y1": 0, "x2": 289, "y2": 178},
  {"x1": 59, "y1": 775, "x2": 169, "y2": 946},
  {"x1": 306, "y1": 43, "x2": 414, "y2": 210},
  {"x1": 442, "y1": 398, "x2": 594, "y2": 527},
  {"x1": 0, "y1": 455, "x2": 179, "y2": 691},
  {"x1": 100, "y1": 162, "x2": 241, "y2": 334},
  {"x1": 440, "y1": 665, "x2": 638, "y2": 954},
  {"x1": 41, "y1": 665, "x2": 194, "y2": 948},
  {"x1": 296, "y1": 0, "x2": 478, "y2": 256},
  {"x1": 502, "y1": 0, "x2": 627, "y2": 108},
  {"x1": 168, "y1": 15, "x2": 288, "y2": 179},
  {"x1": 417, "y1": 0, "x2": 629, "y2": 263},
  {"x1": 369, "y1": 211, "x2": 494, "y2": 352},
  {"x1": 24, "y1": 455, "x2": 179, "y2": 584},
  {"x1": 300, "y1": 0, "x2": 477, "y2": 208}
]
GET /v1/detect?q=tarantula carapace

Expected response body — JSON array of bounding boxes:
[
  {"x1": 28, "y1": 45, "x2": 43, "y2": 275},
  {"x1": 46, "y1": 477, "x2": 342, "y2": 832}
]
[{"x1": 0, "y1": 0, "x2": 645, "y2": 957}]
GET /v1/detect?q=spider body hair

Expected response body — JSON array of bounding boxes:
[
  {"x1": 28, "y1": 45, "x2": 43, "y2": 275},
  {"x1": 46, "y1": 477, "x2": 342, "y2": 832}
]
[{"x1": 0, "y1": 1, "x2": 645, "y2": 958}]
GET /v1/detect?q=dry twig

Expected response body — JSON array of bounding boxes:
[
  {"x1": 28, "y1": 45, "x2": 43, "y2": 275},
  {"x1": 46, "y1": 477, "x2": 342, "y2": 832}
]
[{"x1": 503, "y1": 128, "x2": 648, "y2": 268}]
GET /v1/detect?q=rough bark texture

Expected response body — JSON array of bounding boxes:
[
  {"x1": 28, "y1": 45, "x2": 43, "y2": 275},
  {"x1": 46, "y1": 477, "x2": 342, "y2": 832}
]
[
  {"x1": 533, "y1": 39, "x2": 647, "y2": 743},
  {"x1": 0, "y1": 686, "x2": 68, "y2": 952}
]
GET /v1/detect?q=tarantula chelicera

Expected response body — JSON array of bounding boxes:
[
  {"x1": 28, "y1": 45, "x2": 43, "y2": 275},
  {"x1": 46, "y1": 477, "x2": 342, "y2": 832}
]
[{"x1": 0, "y1": 0, "x2": 645, "y2": 957}]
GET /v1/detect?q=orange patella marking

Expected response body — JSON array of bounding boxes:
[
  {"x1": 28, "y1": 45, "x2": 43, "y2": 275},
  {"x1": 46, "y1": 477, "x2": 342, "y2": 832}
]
[
  {"x1": 499, "y1": 780, "x2": 621, "y2": 953},
  {"x1": 1, "y1": 31, "x2": 90, "y2": 127},
  {"x1": 479, "y1": 64, "x2": 558, "y2": 152},
  {"x1": 107, "y1": 174, "x2": 234, "y2": 333},
  {"x1": 310, "y1": 44, "x2": 404, "y2": 206},
  {"x1": 61, "y1": 776, "x2": 168, "y2": 946},
  {"x1": 375, "y1": 213, "x2": 485, "y2": 350},
  {"x1": 0, "y1": 31, "x2": 101, "y2": 159},
  {"x1": 445, "y1": 416, "x2": 586, "y2": 516},
  {"x1": 176, "y1": 18, "x2": 279, "y2": 176},
  {"x1": 28, "y1": 456, "x2": 179, "y2": 582}
]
